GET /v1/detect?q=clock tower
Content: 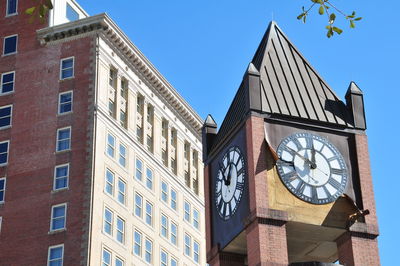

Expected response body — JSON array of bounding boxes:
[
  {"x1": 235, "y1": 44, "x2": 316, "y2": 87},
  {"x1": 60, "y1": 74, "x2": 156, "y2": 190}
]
[{"x1": 202, "y1": 22, "x2": 379, "y2": 265}]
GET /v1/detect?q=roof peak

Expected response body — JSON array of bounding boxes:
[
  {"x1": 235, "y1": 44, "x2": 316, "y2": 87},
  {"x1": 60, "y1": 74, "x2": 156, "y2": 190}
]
[{"x1": 204, "y1": 114, "x2": 217, "y2": 127}]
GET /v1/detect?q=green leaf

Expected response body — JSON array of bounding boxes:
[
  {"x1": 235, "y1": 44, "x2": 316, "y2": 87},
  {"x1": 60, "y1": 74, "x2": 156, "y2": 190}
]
[
  {"x1": 332, "y1": 27, "x2": 343, "y2": 34},
  {"x1": 297, "y1": 13, "x2": 305, "y2": 20},
  {"x1": 25, "y1": 7, "x2": 36, "y2": 15},
  {"x1": 350, "y1": 20, "x2": 355, "y2": 28},
  {"x1": 303, "y1": 15, "x2": 307, "y2": 23},
  {"x1": 312, "y1": 0, "x2": 323, "y2": 3},
  {"x1": 329, "y1": 13, "x2": 336, "y2": 23},
  {"x1": 355, "y1": 17, "x2": 362, "y2": 21},
  {"x1": 319, "y1": 5, "x2": 324, "y2": 15}
]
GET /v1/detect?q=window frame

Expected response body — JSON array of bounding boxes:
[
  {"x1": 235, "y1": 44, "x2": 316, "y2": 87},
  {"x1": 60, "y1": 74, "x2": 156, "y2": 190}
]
[
  {"x1": 115, "y1": 257, "x2": 124, "y2": 266},
  {"x1": 170, "y1": 221, "x2": 178, "y2": 246},
  {"x1": 106, "y1": 133, "x2": 116, "y2": 158},
  {"x1": 0, "y1": 140, "x2": 9, "y2": 166},
  {"x1": 193, "y1": 208, "x2": 200, "y2": 230},
  {"x1": 144, "y1": 237, "x2": 153, "y2": 264},
  {"x1": 0, "y1": 104, "x2": 12, "y2": 129},
  {"x1": 184, "y1": 233, "x2": 192, "y2": 257},
  {"x1": 56, "y1": 127, "x2": 71, "y2": 152},
  {"x1": 116, "y1": 216, "x2": 125, "y2": 244},
  {"x1": 160, "y1": 213, "x2": 169, "y2": 239},
  {"x1": 134, "y1": 192, "x2": 143, "y2": 218},
  {"x1": 146, "y1": 167, "x2": 153, "y2": 190},
  {"x1": 0, "y1": 71, "x2": 15, "y2": 95},
  {"x1": 60, "y1": 57, "x2": 74, "y2": 80},
  {"x1": 170, "y1": 187, "x2": 177, "y2": 211},
  {"x1": 3, "y1": 34, "x2": 18, "y2": 56},
  {"x1": 161, "y1": 180, "x2": 168, "y2": 203},
  {"x1": 104, "y1": 168, "x2": 114, "y2": 196},
  {"x1": 160, "y1": 249, "x2": 168, "y2": 266},
  {"x1": 117, "y1": 178, "x2": 126, "y2": 205},
  {"x1": 184, "y1": 201, "x2": 191, "y2": 223},
  {"x1": 50, "y1": 203, "x2": 67, "y2": 232},
  {"x1": 134, "y1": 230, "x2": 142, "y2": 257},
  {"x1": 6, "y1": 0, "x2": 18, "y2": 16},
  {"x1": 0, "y1": 177, "x2": 6, "y2": 203},
  {"x1": 103, "y1": 207, "x2": 113, "y2": 236},
  {"x1": 58, "y1": 90, "x2": 73, "y2": 115},
  {"x1": 53, "y1": 163, "x2": 69, "y2": 191},
  {"x1": 102, "y1": 248, "x2": 111, "y2": 266},
  {"x1": 118, "y1": 142, "x2": 127, "y2": 168},
  {"x1": 135, "y1": 158, "x2": 143, "y2": 181},
  {"x1": 145, "y1": 200, "x2": 153, "y2": 227},
  {"x1": 47, "y1": 244, "x2": 64, "y2": 266},
  {"x1": 194, "y1": 240, "x2": 200, "y2": 264}
]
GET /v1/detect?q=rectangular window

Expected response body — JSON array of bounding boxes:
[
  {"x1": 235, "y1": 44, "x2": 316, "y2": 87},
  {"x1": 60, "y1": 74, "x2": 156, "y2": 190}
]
[
  {"x1": 170, "y1": 221, "x2": 177, "y2": 246},
  {"x1": 66, "y1": 3, "x2": 79, "y2": 21},
  {"x1": 56, "y1": 127, "x2": 71, "y2": 152},
  {"x1": 194, "y1": 240, "x2": 200, "y2": 263},
  {"x1": 170, "y1": 188, "x2": 177, "y2": 211},
  {"x1": 106, "y1": 133, "x2": 115, "y2": 158},
  {"x1": 0, "y1": 177, "x2": 6, "y2": 203},
  {"x1": 134, "y1": 230, "x2": 142, "y2": 256},
  {"x1": 145, "y1": 201, "x2": 153, "y2": 226},
  {"x1": 134, "y1": 193, "x2": 143, "y2": 218},
  {"x1": 119, "y1": 143, "x2": 127, "y2": 167},
  {"x1": 60, "y1": 57, "x2": 74, "y2": 80},
  {"x1": 185, "y1": 234, "x2": 191, "y2": 256},
  {"x1": 104, "y1": 169, "x2": 114, "y2": 196},
  {"x1": 54, "y1": 164, "x2": 69, "y2": 191},
  {"x1": 117, "y1": 179, "x2": 126, "y2": 205},
  {"x1": 120, "y1": 110, "x2": 127, "y2": 128},
  {"x1": 171, "y1": 257, "x2": 177, "y2": 266},
  {"x1": 3, "y1": 35, "x2": 17, "y2": 55},
  {"x1": 146, "y1": 168, "x2": 153, "y2": 190},
  {"x1": 115, "y1": 257, "x2": 124, "y2": 266},
  {"x1": 48, "y1": 245, "x2": 64, "y2": 266},
  {"x1": 0, "y1": 141, "x2": 9, "y2": 165},
  {"x1": 102, "y1": 249, "x2": 111, "y2": 266},
  {"x1": 51, "y1": 204, "x2": 66, "y2": 231},
  {"x1": 58, "y1": 91, "x2": 72, "y2": 114},
  {"x1": 1, "y1": 71, "x2": 15, "y2": 94},
  {"x1": 108, "y1": 99, "x2": 115, "y2": 118},
  {"x1": 0, "y1": 105, "x2": 12, "y2": 128},
  {"x1": 161, "y1": 214, "x2": 168, "y2": 238},
  {"x1": 193, "y1": 208, "x2": 200, "y2": 230},
  {"x1": 184, "y1": 201, "x2": 191, "y2": 222},
  {"x1": 135, "y1": 158, "x2": 142, "y2": 181},
  {"x1": 161, "y1": 181, "x2": 168, "y2": 203},
  {"x1": 104, "y1": 208, "x2": 113, "y2": 235},
  {"x1": 145, "y1": 238, "x2": 152, "y2": 263},
  {"x1": 116, "y1": 217, "x2": 125, "y2": 244},
  {"x1": 6, "y1": 0, "x2": 18, "y2": 16},
  {"x1": 160, "y1": 250, "x2": 168, "y2": 266}
]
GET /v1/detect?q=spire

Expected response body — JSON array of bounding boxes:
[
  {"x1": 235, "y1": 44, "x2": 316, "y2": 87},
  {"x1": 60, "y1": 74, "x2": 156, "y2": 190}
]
[
  {"x1": 202, "y1": 114, "x2": 218, "y2": 161},
  {"x1": 345, "y1": 81, "x2": 366, "y2": 130}
]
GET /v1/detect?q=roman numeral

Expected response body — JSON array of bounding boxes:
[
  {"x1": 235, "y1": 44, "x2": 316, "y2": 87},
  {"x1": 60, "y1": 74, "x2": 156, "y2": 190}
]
[
  {"x1": 218, "y1": 198, "x2": 224, "y2": 212},
  {"x1": 328, "y1": 178, "x2": 342, "y2": 189},
  {"x1": 237, "y1": 167, "x2": 244, "y2": 176},
  {"x1": 328, "y1": 156, "x2": 339, "y2": 162},
  {"x1": 222, "y1": 201, "x2": 227, "y2": 217},
  {"x1": 305, "y1": 136, "x2": 313, "y2": 149},
  {"x1": 311, "y1": 187, "x2": 318, "y2": 202},
  {"x1": 296, "y1": 180, "x2": 306, "y2": 193},
  {"x1": 284, "y1": 147, "x2": 297, "y2": 156},
  {"x1": 282, "y1": 171, "x2": 298, "y2": 182},
  {"x1": 215, "y1": 188, "x2": 222, "y2": 197},
  {"x1": 331, "y1": 168, "x2": 345, "y2": 175},
  {"x1": 292, "y1": 138, "x2": 302, "y2": 150},
  {"x1": 278, "y1": 159, "x2": 294, "y2": 166},
  {"x1": 236, "y1": 181, "x2": 245, "y2": 191}
]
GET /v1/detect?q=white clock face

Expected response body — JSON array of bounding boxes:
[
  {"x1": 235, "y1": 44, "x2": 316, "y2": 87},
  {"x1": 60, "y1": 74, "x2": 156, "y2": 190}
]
[
  {"x1": 215, "y1": 146, "x2": 245, "y2": 220},
  {"x1": 276, "y1": 132, "x2": 348, "y2": 204}
]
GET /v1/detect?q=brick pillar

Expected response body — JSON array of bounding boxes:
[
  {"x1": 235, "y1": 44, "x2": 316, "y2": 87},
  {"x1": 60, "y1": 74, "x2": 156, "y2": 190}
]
[
  {"x1": 208, "y1": 251, "x2": 246, "y2": 266},
  {"x1": 336, "y1": 230, "x2": 380, "y2": 266}
]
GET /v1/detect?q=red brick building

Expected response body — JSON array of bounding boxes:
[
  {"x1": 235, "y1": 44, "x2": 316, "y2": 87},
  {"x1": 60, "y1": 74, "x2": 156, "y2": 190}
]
[
  {"x1": 202, "y1": 22, "x2": 380, "y2": 265},
  {"x1": 0, "y1": 1, "x2": 206, "y2": 265}
]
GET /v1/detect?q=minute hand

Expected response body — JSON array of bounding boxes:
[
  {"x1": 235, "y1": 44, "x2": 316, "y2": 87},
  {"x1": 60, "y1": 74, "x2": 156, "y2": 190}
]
[{"x1": 286, "y1": 147, "x2": 316, "y2": 169}]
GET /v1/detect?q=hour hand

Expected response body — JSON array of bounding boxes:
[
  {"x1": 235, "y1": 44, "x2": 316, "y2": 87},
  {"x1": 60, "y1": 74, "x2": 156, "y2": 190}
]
[
  {"x1": 219, "y1": 162, "x2": 227, "y2": 183},
  {"x1": 311, "y1": 143, "x2": 316, "y2": 168}
]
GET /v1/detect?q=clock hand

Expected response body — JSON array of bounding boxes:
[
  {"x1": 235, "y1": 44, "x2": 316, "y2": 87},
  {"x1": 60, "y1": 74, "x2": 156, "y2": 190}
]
[
  {"x1": 314, "y1": 167, "x2": 329, "y2": 177},
  {"x1": 286, "y1": 146, "x2": 316, "y2": 169},
  {"x1": 226, "y1": 164, "x2": 232, "y2": 186},
  {"x1": 311, "y1": 143, "x2": 316, "y2": 169},
  {"x1": 219, "y1": 162, "x2": 228, "y2": 184}
]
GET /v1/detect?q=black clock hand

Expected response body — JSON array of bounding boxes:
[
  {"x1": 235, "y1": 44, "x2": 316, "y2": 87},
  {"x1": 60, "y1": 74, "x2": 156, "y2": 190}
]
[
  {"x1": 226, "y1": 164, "x2": 232, "y2": 186},
  {"x1": 219, "y1": 162, "x2": 227, "y2": 184},
  {"x1": 311, "y1": 143, "x2": 316, "y2": 169}
]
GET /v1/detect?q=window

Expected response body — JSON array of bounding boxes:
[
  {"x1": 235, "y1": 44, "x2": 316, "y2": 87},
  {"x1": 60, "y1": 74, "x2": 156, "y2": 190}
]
[
  {"x1": 54, "y1": 164, "x2": 69, "y2": 190},
  {"x1": 193, "y1": 208, "x2": 199, "y2": 230},
  {"x1": 145, "y1": 201, "x2": 153, "y2": 226},
  {"x1": 135, "y1": 158, "x2": 142, "y2": 181},
  {"x1": 171, "y1": 257, "x2": 177, "y2": 266},
  {"x1": 117, "y1": 179, "x2": 126, "y2": 205},
  {"x1": 58, "y1": 91, "x2": 72, "y2": 114},
  {"x1": 0, "y1": 178, "x2": 6, "y2": 203},
  {"x1": 105, "y1": 169, "x2": 114, "y2": 196},
  {"x1": 0, "y1": 105, "x2": 12, "y2": 128},
  {"x1": 134, "y1": 230, "x2": 142, "y2": 256},
  {"x1": 170, "y1": 188, "x2": 177, "y2": 211},
  {"x1": 184, "y1": 201, "x2": 191, "y2": 222},
  {"x1": 60, "y1": 57, "x2": 74, "y2": 80},
  {"x1": 51, "y1": 204, "x2": 66, "y2": 231},
  {"x1": 116, "y1": 217, "x2": 125, "y2": 244},
  {"x1": 161, "y1": 181, "x2": 168, "y2": 203},
  {"x1": 146, "y1": 168, "x2": 153, "y2": 190},
  {"x1": 0, "y1": 141, "x2": 9, "y2": 165},
  {"x1": 108, "y1": 99, "x2": 115, "y2": 118},
  {"x1": 48, "y1": 245, "x2": 64, "y2": 266},
  {"x1": 66, "y1": 3, "x2": 79, "y2": 21},
  {"x1": 115, "y1": 257, "x2": 124, "y2": 266},
  {"x1": 104, "y1": 208, "x2": 113, "y2": 235},
  {"x1": 6, "y1": 0, "x2": 18, "y2": 16},
  {"x1": 106, "y1": 133, "x2": 115, "y2": 158},
  {"x1": 161, "y1": 214, "x2": 168, "y2": 238},
  {"x1": 3, "y1": 35, "x2": 17, "y2": 55},
  {"x1": 194, "y1": 241, "x2": 200, "y2": 263},
  {"x1": 1, "y1": 71, "x2": 14, "y2": 94},
  {"x1": 160, "y1": 250, "x2": 168, "y2": 266},
  {"x1": 102, "y1": 249, "x2": 111, "y2": 266},
  {"x1": 119, "y1": 143, "x2": 126, "y2": 167},
  {"x1": 170, "y1": 222, "x2": 177, "y2": 246},
  {"x1": 56, "y1": 127, "x2": 71, "y2": 152},
  {"x1": 134, "y1": 193, "x2": 143, "y2": 218},
  {"x1": 184, "y1": 234, "x2": 191, "y2": 256},
  {"x1": 145, "y1": 238, "x2": 152, "y2": 263}
]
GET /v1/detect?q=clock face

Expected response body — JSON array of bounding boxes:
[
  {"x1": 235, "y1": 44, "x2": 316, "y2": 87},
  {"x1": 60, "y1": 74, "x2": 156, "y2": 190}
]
[
  {"x1": 276, "y1": 132, "x2": 348, "y2": 204},
  {"x1": 215, "y1": 146, "x2": 246, "y2": 220}
]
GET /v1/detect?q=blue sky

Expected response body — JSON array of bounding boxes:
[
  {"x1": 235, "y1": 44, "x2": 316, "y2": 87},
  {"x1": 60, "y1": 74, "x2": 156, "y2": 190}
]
[{"x1": 78, "y1": 0, "x2": 398, "y2": 264}]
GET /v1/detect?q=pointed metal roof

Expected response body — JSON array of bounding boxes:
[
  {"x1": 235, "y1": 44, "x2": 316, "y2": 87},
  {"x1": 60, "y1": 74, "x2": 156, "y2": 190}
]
[{"x1": 209, "y1": 21, "x2": 355, "y2": 153}]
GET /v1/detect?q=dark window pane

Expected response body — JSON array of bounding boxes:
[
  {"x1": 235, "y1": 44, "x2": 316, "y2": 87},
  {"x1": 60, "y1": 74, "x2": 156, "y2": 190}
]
[
  {"x1": 7, "y1": 0, "x2": 17, "y2": 15},
  {"x1": 2, "y1": 73, "x2": 14, "y2": 83},
  {"x1": 4, "y1": 36, "x2": 17, "y2": 55},
  {"x1": 0, "y1": 142, "x2": 8, "y2": 152},
  {"x1": 61, "y1": 69, "x2": 73, "y2": 79},
  {"x1": 62, "y1": 59, "x2": 73, "y2": 69},
  {"x1": 0, "y1": 107, "x2": 11, "y2": 117},
  {"x1": 0, "y1": 117, "x2": 11, "y2": 127},
  {"x1": 60, "y1": 93, "x2": 71, "y2": 103},
  {"x1": 0, "y1": 153, "x2": 8, "y2": 164}
]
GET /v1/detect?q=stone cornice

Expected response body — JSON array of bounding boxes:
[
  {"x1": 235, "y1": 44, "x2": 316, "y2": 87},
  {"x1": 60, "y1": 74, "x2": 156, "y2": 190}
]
[{"x1": 37, "y1": 13, "x2": 203, "y2": 137}]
